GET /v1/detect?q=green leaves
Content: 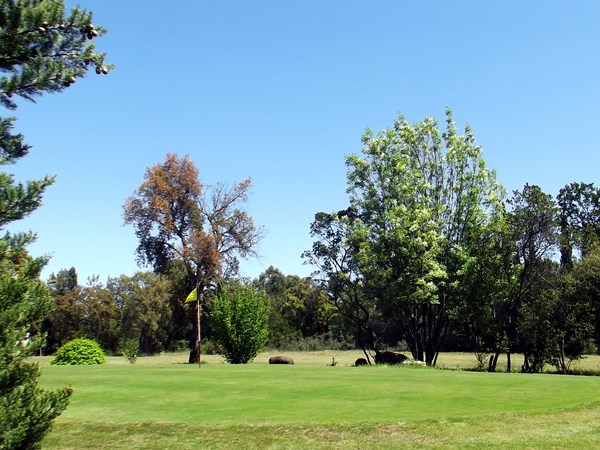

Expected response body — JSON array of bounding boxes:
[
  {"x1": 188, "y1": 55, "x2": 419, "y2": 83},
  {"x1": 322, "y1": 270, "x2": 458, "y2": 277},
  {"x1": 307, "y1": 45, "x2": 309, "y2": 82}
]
[
  {"x1": 0, "y1": 2, "x2": 113, "y2": 446},
  {"x1": 0, "y1": 2, "x2": 114, "y2": 447},
  {"x1": 0, "y1": 117, "x2": 55, "y2": 228},
  {"x1": 211, "y1": 283, "x2": 269, "y2": 364},
  {"x1": 557, "y1": 182, "x2": 600, "y2": 268},
  {"x1": 50, "y1": 338, "x2": 107, "y2": 365},
  {"x1": 310, "y1": 109, "x2": 504, "y2": 365}
]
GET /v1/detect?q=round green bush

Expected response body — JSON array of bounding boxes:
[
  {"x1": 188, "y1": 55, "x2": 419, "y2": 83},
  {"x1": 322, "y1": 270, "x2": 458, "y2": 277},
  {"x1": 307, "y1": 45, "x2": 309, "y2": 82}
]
[{"x1": 50, "y1": 338, "x2": 107, "y2": 365}]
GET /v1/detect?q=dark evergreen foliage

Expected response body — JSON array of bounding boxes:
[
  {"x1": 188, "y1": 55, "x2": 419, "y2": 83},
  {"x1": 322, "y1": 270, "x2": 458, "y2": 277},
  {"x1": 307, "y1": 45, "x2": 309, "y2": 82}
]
[
  {"x1": 0, "y1": 234, "x2": 72, "y2": 450},
  {"x1": 0, "y1": 1, "x2": 111, "y2": 447},
  {"x1": 0, "y1": 0, "x2": 111, "y2": 109}
]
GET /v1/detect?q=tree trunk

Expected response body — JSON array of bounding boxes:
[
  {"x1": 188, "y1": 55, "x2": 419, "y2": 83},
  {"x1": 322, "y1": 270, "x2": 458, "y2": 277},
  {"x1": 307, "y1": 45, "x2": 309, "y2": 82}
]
[
  {"x1": 560, "y1": 335, "x2": 567, "y2": 375},
  {"x1": 361, "y1": 347, "x2": 372, "y2": 365},
  {"x1": 522, "y1": 352, "x2": 529, "y2": 372},
  {"x1": 488, "y1": 352, "x2": 500, "y2": 372},
  {"x1": 188, "y1": 342, "x2": 199, "y2": 364}
]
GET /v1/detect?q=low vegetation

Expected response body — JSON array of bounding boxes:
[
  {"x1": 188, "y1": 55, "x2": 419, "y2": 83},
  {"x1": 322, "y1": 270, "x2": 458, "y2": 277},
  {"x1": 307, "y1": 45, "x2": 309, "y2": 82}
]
[{"x1": 50, "y1": 338, "x2": 106, "y2": 366}]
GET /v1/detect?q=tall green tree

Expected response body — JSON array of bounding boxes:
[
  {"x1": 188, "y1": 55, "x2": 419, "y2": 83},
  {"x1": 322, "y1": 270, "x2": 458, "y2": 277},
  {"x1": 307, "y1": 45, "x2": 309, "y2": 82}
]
[
  {"x1": 309, "y1": 109, "x2": 504, "y2": 366},
  {"x1": 281, "y1": 275, "x2": 333, "y2": 338},
  {"x1": 0, "y1": 1, "x2": 111, "y2": 447},
  {"x1": 45, "y1": 274, "x2": 120, "y2": 352},
  {"x1": 257, "y1": 266, "x2": 335, "y2": 346},
  {"x1": 506, "y1": 184, "x2": 559, "y2": 372},
  {"x1": 548, "y1": 263, "x2": 593, "y2": 374},
  {"x1": 557, "y1": 183, "x2": 600, "y2": 353},
  {"x1": 488, "y1": 184, "x2": 591, "y2": 374},
  {"x1": 77, "y1": 277, "x2": 120, "y2": 352},
  {"x1": 44, "y1": 268, "x2": 84, "y2": 353},
  {"x1": 47, "y1": 266, "x2": 77, "y2": 295},
  {"x1": 557, "y1": 182, "x2": 600, "y2": 268},
  {"x1": 256, "y1": 266, "x2": 301, "y2": 347},
  {"x1": 452, "y1": 211, "x2": 515, "y2": 371},
  {"x1": 0, "y1": 236, "x2": 72, "y2": 449},
  {"x1": 44, "y1": 271, "x2": 175, "y2": 355},
  {"x1": 567, "y1": 246, "x2": 600, "y2": 356},
  {"x1": 123, "y1": 153, "x2": 263, "y2": 363}
]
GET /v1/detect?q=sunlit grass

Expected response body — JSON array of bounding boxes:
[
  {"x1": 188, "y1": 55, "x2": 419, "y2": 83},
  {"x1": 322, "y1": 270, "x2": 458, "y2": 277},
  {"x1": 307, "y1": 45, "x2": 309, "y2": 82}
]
[{"x1": 38, "y1": 351, "x2": 600, "y2": 448}]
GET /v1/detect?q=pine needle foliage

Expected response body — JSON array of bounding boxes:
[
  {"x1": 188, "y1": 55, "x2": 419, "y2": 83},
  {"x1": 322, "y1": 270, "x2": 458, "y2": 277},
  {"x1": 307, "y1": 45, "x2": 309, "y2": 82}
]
[
  {"x1": 0, "y1": 1, "x2": 111, "y2": 448},
  {"x1": 0, "y1": 0, "x2": 112, "y2": 109},
  {"x1": 0, "y1": 233, "x2": 72, "y2": 450}
]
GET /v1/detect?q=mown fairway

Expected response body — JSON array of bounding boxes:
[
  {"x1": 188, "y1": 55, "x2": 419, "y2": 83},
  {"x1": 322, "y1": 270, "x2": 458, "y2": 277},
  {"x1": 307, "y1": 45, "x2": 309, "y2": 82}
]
[{"x1": 39, "y1": 352, "x2": 600, "y2": 449}]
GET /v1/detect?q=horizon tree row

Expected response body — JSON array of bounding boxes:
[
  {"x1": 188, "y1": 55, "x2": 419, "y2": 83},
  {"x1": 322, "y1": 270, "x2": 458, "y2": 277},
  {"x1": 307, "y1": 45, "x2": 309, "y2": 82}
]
[{"x1": 42, "y1": 264, "x2": 340, "y2": 356}]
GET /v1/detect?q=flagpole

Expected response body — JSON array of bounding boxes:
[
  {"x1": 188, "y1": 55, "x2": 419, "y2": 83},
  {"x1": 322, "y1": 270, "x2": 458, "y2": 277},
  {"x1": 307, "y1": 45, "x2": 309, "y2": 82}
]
[{"x1": 197, "y1": 289, "x2": 202, "y2": 368}]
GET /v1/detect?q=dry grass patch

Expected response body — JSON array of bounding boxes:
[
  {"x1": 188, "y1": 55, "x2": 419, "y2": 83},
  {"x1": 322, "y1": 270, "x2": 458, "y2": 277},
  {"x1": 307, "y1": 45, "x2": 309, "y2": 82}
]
[{"x1": 43, "y1": 405, "x2": 600, "y2": 449}]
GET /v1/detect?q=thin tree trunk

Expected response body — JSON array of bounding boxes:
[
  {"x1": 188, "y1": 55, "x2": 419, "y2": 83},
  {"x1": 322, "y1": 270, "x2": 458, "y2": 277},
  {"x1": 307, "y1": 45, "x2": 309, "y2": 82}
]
[
  {"x1": 561, "y1": 335, "x2": 567, "y2": 375},
  {"x1": 488, "y1": 351, "x2": 500, "y2": 372}
]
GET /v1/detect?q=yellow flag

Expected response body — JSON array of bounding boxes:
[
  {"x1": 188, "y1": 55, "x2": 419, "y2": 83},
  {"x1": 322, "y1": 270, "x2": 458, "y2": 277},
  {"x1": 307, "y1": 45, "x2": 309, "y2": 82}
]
[{"x1": 186, "y1": 287, "x2": 198, "y2": 302}]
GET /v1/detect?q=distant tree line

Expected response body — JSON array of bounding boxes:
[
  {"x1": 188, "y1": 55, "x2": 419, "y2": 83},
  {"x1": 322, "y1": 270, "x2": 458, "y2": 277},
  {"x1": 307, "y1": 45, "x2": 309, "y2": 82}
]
[
  {"x1": 41, "y1": 264, "x2": 346, "y2": 357},
  {"x1": 40, "y1": 153, "x2": 347, "y2": 361}
]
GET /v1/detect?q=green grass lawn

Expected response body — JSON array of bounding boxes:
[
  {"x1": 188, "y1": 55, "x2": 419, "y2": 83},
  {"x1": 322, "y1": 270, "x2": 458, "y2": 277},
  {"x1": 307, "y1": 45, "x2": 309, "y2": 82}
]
[{"x1": 38, "y1": 351, "x2": 600, "y2": 449}]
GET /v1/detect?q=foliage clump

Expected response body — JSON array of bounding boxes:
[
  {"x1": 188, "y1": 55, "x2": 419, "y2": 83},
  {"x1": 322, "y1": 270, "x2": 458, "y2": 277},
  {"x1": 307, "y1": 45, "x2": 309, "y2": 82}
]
[
  {"x1": 211, "y1": 283, "x2": 269, "y2": 364},
  {"x1": 51, "y1": 338, "x2": 106, "y2": 365},
  {"x1": 120, "y1": 337, "x2": 140, "y2": 364},
  {"x1": 0, "y1": 238, "x2": 72, "y2": 450}
]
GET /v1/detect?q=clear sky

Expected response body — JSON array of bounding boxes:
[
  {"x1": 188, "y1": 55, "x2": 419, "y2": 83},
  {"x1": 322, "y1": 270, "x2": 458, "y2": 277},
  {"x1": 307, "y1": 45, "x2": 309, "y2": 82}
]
[{"x1": 7, "y1": 1, "x2": 600, "y2": 284}]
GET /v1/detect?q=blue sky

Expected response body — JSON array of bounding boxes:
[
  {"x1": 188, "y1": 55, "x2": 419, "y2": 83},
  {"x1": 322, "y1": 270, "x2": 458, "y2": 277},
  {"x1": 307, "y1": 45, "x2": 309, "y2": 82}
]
[{"x1": 7, "y1": 1, "x2": 600, "y2": 284}]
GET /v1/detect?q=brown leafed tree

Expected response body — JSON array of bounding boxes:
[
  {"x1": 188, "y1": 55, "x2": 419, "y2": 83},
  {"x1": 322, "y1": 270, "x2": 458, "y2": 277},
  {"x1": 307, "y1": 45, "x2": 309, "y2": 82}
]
[{"x1": 123, "y1": 153, "x2": 263, "y2": 363}]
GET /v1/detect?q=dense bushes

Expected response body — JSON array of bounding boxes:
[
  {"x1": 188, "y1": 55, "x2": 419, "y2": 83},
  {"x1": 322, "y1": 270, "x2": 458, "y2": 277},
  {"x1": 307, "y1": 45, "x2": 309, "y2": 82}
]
[
  {"x1": 211, "y1": 283, "x2": 269, "y2": 364},
  {"x1": 51, "y1": 338, "x2": 106, "y2": 366}
]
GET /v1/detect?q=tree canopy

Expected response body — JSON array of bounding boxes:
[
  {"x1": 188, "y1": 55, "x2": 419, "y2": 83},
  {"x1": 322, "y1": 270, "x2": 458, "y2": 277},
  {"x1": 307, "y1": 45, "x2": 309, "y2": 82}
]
[
  {"x1": 308, "y1": 109, "x2": 506, "y2": 365},
  {"x1": 0, "y1": 0, "x2": 111, "y2": 109}
]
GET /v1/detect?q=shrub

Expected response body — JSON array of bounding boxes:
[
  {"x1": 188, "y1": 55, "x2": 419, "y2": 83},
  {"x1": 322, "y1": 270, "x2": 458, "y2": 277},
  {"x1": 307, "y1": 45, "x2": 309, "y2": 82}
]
[
  {"x1": 51, "y1": 338, "x2": 107, "y2": 365},
  {"x1": 211, "y1": 283, "x2": 269, "y2": 364},
  {"x1": 120, "y1": 337, "x2": 140, "y2": 364}
]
